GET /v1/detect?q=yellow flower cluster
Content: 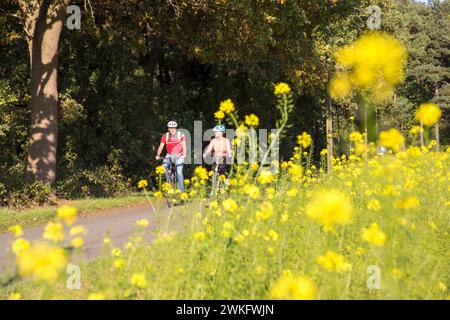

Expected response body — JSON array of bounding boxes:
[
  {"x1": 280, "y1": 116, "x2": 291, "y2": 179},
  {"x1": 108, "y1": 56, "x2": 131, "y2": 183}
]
[
  {"x1": 244, "y1": 114, "x2": 259, "y2": 127},
  {"x1": 414, "y1": 103, "x2": 441, "y2": 127},
  {"x1": 222, "y1": 198, "x2": 238, "y2": 212},
  {"x1": 136, "y1": 219, "x2": 150, "y2": 228},
  {"x1": 257, "y1": 170, "x2": 275, "y2": 185},
  {"x1": 377, "y1": 128, "x2": 404, "y2": 152},
  {"x1": 194, "y1": 166, "x2": 209, "y2": 181},
  {"x1": 274, "y1": 82, "x2": 291, "y2": 95},
  {"x1": 138, "y1": 179, "x2": 148, "y2": 189},
  {"x1": 131, "y1": 273, "x2": 148, "y2": 289},
  {"x1": 329, "y1": 32, "x2": 407, "y2": 103},
  {"x1": 349, "y1": 131, "x2": 364, "y2": 144},
  {"x1": 43, "y1": 221, "x2": 64, "y2": 243},
  {"x1": 270, "y1": 273, "x2": 316, "y2": 300},
  {"x1": 317, "y1": 250, "x2": 352, "y2": 272},
  {"x1": 362, "y1": 223, "x2": 386, "y2": 246},
  {"x1": 367, "y1": 199, "x2": 382, "y2": 212},
  {"x1": 305, "y1": 189, "x2": 354, "y2": 232},
  {"x1": 219, "y1": 99, "x2": 235, "y2": 114},
  {"x1": 15, "y1": 242, "x2": 67, "y2": 283},
  {"x1": 297, "y1": 132, "x2": 312, "y2": 149},
  {"x1": 8, "y1": 225, "x2": 23, "y2": 237},
  {"x1": 215, "y1": 110, "x2": 225, "y2": 120},
  {"x1": 56, "y1": 206, "x2": 77, "y2": 226},
  {"x1": 155, "y1": 165, "x2": 165, "y2": 175},
  {"x1": 243, "y1": 183, "x2": 260, "y2": 199}
]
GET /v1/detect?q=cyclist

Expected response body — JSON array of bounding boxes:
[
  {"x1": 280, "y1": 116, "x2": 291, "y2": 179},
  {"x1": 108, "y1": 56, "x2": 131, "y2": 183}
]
[
  {"x1": 155, "y1": 120, "x2": 186, "y2": 192},
  {"x1": 203, "y1": 124, "x2": 232, "y2": 177}
]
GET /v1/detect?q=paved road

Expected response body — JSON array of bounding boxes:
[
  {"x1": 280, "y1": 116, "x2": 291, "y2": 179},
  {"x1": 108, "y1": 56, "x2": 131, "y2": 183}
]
[{"x1": 0, "y1": 201, "x2": 190, "y2": 271}]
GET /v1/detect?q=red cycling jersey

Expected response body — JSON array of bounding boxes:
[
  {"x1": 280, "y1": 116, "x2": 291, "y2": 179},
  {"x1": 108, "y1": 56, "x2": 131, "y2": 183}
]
[{"x1": 161, "y1": 132, "x2": 185, "y2": 156}]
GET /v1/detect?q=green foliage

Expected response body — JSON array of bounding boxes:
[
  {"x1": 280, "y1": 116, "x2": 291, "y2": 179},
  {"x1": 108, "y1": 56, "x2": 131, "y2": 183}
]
[
  {"x1": 2, "y1": 182, "x2": 56, "y2": 208},
  {"x1": 0, "y1": 0, "x2": 449, "y2": 207},
  {"x1": 56, "y1": 165, "x2": 130, "y2": 199}
]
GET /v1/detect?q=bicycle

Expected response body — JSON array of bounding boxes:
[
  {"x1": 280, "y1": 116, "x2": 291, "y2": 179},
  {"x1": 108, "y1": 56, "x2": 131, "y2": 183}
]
[
  {"x1": 158, "y1": 156, "x2": 178, "y2": 207},
  {"x1": 210, "y1": 156, "x2": 228, "y2": 199}
]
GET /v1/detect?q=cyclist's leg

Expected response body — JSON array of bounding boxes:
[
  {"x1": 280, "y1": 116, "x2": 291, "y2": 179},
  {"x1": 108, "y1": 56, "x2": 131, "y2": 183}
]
[
  {"x1": 175, "y1": 157, "x2": 185, "y2": 192},
  {"x1": 219, "y1": 157, "x2": 230, "y2": 186},
  {"x1": 162, "y1": 156, "x2": 171, "y2": 182}
]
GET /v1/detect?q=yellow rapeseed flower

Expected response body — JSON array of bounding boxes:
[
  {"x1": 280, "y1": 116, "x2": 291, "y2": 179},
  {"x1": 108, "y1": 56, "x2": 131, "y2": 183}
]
[
  {"x1": 395, "y1": 196, "x2": 420, "y2": 210},
  {"x1": 69, "y1": 225, "x2": 87, "y2": 236},
  {"x1": 180, "y1": 192, "x2": 189, "y2": 200},
  {"x1": 415, "y1": 103, "x2": 441, "y2": 127},
  {"x1": 88, "y1": 292, "x2": 106, "y2": 300},
  {"x1": 153, "y1": 191, "x2": 163, "y2": 198},
  {"x1": 377, "y1": 128, "x2": 404, "y2": 152},
  {"x1": 349, "y1": 131, "x2": 364, "y2": 144},
  {"x1": 297, "y1": 132, "x2": 312, "y2": 149},
  {"x1": 331, "y1": 32, "x2": 407, "y2": 103},
  {"x1": 243, "y1": 184, "x2": 260, "y2": 199},
  {"x1": 155, "y1": 165, "x2": 165, "y2": 175},
  {"x1": 194, "y1": 232, "x2": 206, "y2": 240},
  {"x1": 268, "y1": 229, "x2": 279, "y2": 241},
  {"x1": 43, "y1": 221, "x2": 64, "y2": 243},
  {"x1": 317, "y1": 250, "x2": 352, "y2": 272},
  {"x1": 16, "y1": 242, "x2": 67, "y2": 283},
  {"x1": 257, "y1": 170, "x2": 275, "y2": 185},
  {"x1": 136, "y1": 219, "x2": 150, "y2": 228},
  {"x1": 288, "y1": 164, "x2": 303, "y2": 181},
  {"x1": 9, "y1": 293, "x2": 21, "y2": 300},
  {"x1": 409, "y1": 125, "x2": 422, "y2": 136},
  {"x1": 214, "y1": 110, "x2": 225, "y2": 120},
  {"x1": 8, "y1": 225, "x2": 23, "y2": 237},
  {"x1": 244, "y1": 114, "x2": 259, "y2": 127},
  {"x1": 131, "y1": 273, "x2": 148, "y2": 289},
  {"x1": 194, "y1": 166, "x2": 209, "y2": 180},
  {"x1": 56, "y1": 206, "x2": 77, "y2": 226},
  {"x1": 328, "y1": 74, "x2": 352, "y2": 100},
  {"x1": 270, "y1": 274, "x2": 316, "y2": 300},
  {"x1": 219, "y1": 99, "x2": 235, "y2": 114},
  {"x1": 255, "y1": 201, "x2": 274, "y2": 221},
  {"x1": 11, "y1": 238, "x2": 30, "y2": 256},
  {"x1": 71, "y1": 237, "x2": 84, "y2": 248},
  {"x1": 114, "y1": 259, "x2": 125, "y2": 269},
  {"x1": 138, "y1": 179, "x2": 148, "y2": 189},
  {"x1": 274, "y1": 82, "x2": 291, "y2": 95},
  {"x1": 367, "y1": 199, "x2": 382, "y2": 212},
  {"x1": 305, "y1": 189, "x2": 354, "y2": 232},
  {"x1": 222, "y1": 198, "x2": 238, "y2": 212},
  {"x1": 362, "y1": 223, "x2": 386, "y2": 246}
]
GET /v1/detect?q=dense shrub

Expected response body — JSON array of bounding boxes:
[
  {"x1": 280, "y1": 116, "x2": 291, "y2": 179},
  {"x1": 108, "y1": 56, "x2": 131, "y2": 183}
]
[{"x1": 2, "y1": 181, "x2": 56, "y2": 208}]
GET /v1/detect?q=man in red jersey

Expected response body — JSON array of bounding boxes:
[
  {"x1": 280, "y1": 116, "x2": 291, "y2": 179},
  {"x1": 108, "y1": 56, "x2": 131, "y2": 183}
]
[{"x1": 155, "y1": 120, "x2": 186, "y2": 192}]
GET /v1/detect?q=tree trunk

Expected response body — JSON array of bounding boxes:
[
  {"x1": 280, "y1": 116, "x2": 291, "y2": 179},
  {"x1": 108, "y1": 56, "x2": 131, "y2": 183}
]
[
  {"x1": 326, "y1": 93, "x2": 333, "y2": 172},
  {"x1": 435, "y1": 123, "x2": 440, "y2": 152},
  {"x1": 419, "y1": 119, "x2": 424, "y2": 147},
  {"x1": 145, "y1": 36, "x2": 162, "y2": 135},
  {"x1": 20, "y1": 0, "x2": 70, "y2": 184},
  {"x1": 434, "y1": 83, "x2": 440, "y2": 152}
]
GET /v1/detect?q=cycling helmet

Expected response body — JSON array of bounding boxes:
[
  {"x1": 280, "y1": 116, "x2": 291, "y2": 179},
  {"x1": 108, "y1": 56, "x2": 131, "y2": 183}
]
[
  {"x1": 213, "y1": 124, "x2": 226, "y2": 133},
  {"x1": 167, "y1": 120, "x2": 178, "y2": 128}
]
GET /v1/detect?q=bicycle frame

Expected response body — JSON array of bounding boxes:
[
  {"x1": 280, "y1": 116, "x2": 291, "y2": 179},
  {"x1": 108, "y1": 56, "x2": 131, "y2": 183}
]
[
  {"x1": 211, "y1": 156, "x2": 226, "y2": 199},
  {"x1": 164, "y1": 157, "x2": 178, "y2": 190}
]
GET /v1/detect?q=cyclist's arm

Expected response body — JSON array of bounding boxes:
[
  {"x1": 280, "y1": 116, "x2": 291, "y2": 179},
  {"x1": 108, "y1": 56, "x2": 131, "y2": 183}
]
[
  {"x1": 225, "y1": 138, "x2": 232, "y2": 158},
  {"x1": 156, "y1": 142, "x2": 165, "y2": 159},
  {"x1": 181, "y1": 139, "x2": 187, "y2": 158},
  {"x1": 203, "y1": 140, "x2": 214, "y2": 158}
]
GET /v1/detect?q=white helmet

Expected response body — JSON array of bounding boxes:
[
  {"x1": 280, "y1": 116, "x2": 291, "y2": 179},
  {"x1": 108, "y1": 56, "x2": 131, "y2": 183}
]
[{"x1": 167, "y1": 120, "x2": 178, "y2": 128}]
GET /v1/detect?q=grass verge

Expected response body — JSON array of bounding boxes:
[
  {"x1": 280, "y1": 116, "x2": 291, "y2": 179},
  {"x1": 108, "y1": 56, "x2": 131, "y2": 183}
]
[{"x1": 0, "y1": 194, "x2": 148, "y2": 233}]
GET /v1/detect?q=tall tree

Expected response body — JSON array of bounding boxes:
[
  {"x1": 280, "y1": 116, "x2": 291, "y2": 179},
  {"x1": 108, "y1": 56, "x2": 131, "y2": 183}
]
[{"x1": 17, "y1": 0, "x2": 70, "y2": 183}]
